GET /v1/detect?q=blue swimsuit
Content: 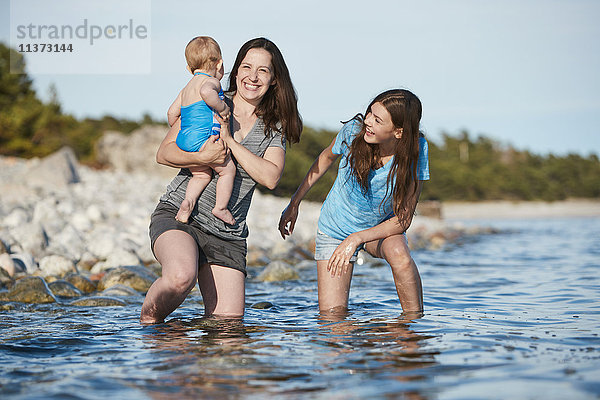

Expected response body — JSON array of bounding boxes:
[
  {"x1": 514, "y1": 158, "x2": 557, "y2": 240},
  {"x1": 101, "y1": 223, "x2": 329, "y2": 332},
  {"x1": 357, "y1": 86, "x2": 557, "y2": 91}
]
[{"x1": 176, "y1": 72, "x2": 224, "y2": 152}]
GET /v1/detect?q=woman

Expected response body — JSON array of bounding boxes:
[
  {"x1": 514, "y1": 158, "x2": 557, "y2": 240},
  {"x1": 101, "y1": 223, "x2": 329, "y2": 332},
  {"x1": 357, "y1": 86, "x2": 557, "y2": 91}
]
[
  {"x1": 141, "y1": 38, "x2": 302, "y2": 324},
  {"x1": 279, "y1": 89, "x2": 429, "y2": 314}
]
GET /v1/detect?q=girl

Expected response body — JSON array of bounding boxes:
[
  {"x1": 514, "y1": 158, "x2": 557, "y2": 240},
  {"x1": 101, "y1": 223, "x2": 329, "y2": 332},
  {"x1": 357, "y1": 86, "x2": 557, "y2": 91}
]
[{"x1": 279, "y1": 89, "x2": 429, "y2": 313}]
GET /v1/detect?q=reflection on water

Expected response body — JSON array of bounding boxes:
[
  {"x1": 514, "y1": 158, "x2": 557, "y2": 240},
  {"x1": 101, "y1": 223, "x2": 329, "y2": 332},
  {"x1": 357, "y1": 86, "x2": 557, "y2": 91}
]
[{"x1": 1, "y1": 217, "x2": 599, "y2": 399}]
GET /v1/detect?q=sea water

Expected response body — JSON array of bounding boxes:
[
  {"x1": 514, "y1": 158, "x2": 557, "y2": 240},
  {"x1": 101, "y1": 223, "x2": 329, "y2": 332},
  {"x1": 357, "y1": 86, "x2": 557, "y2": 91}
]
[{"x1": 1, "y1": 217, "x2": 599, "y2": 399}]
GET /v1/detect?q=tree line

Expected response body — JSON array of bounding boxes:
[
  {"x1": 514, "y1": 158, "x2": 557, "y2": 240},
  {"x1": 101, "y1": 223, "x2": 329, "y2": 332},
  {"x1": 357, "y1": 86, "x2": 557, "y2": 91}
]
[{"x1": 1, "y1": 42, "x2": 598, "y2": 202}]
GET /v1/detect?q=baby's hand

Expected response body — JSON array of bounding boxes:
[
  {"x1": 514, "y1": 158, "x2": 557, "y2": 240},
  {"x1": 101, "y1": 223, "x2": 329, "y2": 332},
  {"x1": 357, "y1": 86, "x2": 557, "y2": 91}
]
[{"x1": 219, "y1": 104, "x2": 231, "y2": 120}]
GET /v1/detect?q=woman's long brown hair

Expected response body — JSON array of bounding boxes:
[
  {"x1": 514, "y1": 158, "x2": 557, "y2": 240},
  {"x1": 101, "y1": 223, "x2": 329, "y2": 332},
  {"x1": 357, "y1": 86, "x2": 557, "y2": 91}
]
[
  {"x1": 226, "y1": 37, "x2": 303, "y2": 145},
  {"x1": 345, "y1": 89, "x2": 423, "y2": 223}
]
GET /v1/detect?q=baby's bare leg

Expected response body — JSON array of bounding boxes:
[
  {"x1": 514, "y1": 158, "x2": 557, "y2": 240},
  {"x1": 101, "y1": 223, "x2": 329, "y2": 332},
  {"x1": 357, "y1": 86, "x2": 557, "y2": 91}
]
[
  {"x1": 211, "y1": 158, "x2": 236, "y2": 225},
  {"x1": 175, "y1": 166, "x2": 212, "y2": 223}
]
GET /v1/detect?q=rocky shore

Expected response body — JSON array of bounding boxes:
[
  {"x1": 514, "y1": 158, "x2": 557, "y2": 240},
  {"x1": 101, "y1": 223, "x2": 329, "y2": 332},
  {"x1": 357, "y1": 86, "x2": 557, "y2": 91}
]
[{"x1": 0, "y1": 126, "x2": 498, "y2": 307}]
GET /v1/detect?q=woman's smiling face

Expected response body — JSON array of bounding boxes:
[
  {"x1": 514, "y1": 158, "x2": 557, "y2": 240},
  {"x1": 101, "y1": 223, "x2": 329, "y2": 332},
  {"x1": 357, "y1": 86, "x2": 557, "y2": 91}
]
[{"x1": 235, "y1": 48, "x2": 275, "y2": 105}]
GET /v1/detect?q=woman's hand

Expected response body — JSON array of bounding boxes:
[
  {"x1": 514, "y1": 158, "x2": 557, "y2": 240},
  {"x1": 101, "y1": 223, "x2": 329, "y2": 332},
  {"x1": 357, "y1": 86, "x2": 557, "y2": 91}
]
[
  {"x1": 327, "y1": 233, "x2": 362, "y2": 277},
  {"x1": 278, "y1": 202, "x2": 299, "y2": 239},
  {"x1": 157, "y1": 118, "x2": 228, "y2": 168}
]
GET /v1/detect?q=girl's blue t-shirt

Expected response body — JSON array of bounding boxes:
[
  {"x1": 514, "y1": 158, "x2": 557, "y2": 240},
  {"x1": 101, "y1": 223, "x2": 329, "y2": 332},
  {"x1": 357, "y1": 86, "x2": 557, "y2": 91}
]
[{"x1": 317, "y1": 120, "x2": 430, "y2": 240}]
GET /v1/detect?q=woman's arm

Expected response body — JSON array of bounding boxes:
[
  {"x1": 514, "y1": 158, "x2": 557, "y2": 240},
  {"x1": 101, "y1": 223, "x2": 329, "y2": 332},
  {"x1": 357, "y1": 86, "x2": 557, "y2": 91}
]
[
  {"x1": 327, "y1": 180, "x2": 424, "y2": 276},
  {"x1": 215, "y1": 114, "x2": 286, "y2": 189},
  {"x1": 156, "y1": 118, "x2": 228, "y2": 168},
  {"x1": 278, "y1": 139, "x2": 340, "y2": 239}
]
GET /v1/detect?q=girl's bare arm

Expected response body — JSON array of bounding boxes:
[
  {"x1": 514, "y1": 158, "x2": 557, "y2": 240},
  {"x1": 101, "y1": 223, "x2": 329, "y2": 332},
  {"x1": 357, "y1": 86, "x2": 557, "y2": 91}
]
[{"x1": 278, "y1": 139, "x2": 340, "y2": 239}]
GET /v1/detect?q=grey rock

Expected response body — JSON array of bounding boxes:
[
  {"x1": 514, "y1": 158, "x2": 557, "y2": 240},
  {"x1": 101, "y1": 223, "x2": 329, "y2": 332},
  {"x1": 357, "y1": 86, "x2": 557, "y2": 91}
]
[
  {"x1": 101, "y1": 284, "x2": 141, "y2": 297},
  {"x1": 10, "y1": 253, "x2": 37, "y2": 274},
  {"x1": 10, "y1": 222, "x2": 48, "y2": 258},
  {"x1": 48, "y1": 280, "x2": 83, "y2": 298},
  {"x1": 95, "y1": 126, "x2": 173, "y2": 178},
  {"x1": 251, "y1": 301, "x2": 273, "y2": 309},
  {"x1": 70, "y1": 296, "x2": 126, "y2": 307},
  {"x1": 25, "y1": 147, "x2": 80, "y2": 189},
  {"x1": 90, "y1": 248, "x2": 142, "y2": 273},
  {"x1": 0, "y1": 276, "x2": 56, "y2": 304},
  {"x1": 4, "y1": 207, "x2": 30, "y2": 228},
  {"x1": 96, "y1": 265, "x2": 158, "y2": 292},
  {"x1": 256, "y1": 260, "x2": 299, "y2": 282},
  {"x1": 64, "y1": 273, "x2": 97, "y2": 294},
  {"x1": 38, "y1": 255, "x2": 78, "y2": 277}
]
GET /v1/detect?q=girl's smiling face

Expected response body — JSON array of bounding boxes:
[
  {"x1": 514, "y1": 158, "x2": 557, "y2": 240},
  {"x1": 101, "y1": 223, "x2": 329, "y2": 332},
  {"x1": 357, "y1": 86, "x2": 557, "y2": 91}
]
[
  {"x1": 363, "y1": 102, "x2": 403, "y2": 152},
  {"x1": 235, "y1": 48, "x2": 275, "y2": 105}
]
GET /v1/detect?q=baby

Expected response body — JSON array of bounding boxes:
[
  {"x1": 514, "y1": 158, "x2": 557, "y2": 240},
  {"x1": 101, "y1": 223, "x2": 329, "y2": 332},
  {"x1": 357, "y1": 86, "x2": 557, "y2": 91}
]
[{"x1": 167, "y1": 36, "x2": 236, "y2": 225}]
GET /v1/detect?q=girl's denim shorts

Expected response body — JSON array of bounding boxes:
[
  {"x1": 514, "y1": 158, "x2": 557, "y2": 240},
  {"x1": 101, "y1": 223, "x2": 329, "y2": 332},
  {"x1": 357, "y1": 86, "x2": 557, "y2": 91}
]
[{"x1": 314, "y1": 230, "x2": 362, "y2": 262}]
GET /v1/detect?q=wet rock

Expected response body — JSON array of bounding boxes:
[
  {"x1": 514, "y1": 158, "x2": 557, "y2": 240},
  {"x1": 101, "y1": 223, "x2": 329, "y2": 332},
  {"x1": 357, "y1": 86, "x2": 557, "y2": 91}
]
[
  {"x1": 251, "y1": 301, "x2": 273, "y2": 309},
  {"x1": 246, "y1": 247, "x2": 270, "y2": 267},
  {"x1": 70, "y1": 296, "x2": 126, "y2": 307},
  {"x1": 48, "y1": 280, "x2": 83, "y2": 298},
  {"x1": 146, "y1": 262, "x2": 162, "y2": 277},
  {"x1": 64, "y1": 273, "x2": 97, "y2": 294},
  {"x1": 96, "y1": 265, "x2": 158, "y2": 293},
  {"x1": 101, "y1": 284, "x2": 141, "y2": 297},
  {"x1": 0, "y1": 276, "x2": 56, "y2": 304},
  {"x1": 38, "y1": 255, "x2": 77, "y2": 277},
  {"x1": 256, "y1": 261, "x2": 299, "y2": 282}
]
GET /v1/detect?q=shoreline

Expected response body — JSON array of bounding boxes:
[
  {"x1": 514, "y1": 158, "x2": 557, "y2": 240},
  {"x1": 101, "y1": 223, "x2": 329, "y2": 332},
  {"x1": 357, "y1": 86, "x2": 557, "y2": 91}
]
[{"x1": 440, "y1": 199, "x2": 600, "y2": 220}]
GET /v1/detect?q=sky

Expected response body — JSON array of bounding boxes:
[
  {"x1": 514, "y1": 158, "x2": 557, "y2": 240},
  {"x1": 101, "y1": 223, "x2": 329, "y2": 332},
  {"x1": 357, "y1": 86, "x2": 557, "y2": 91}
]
[{"x1": 1, "y1": 0, "x2": 599, "y2": 156}]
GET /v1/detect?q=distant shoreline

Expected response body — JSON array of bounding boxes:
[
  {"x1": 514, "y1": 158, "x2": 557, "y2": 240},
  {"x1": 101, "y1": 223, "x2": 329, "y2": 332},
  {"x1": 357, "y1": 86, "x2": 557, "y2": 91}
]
[{"x1": 441, "y1": 199, "x2": 600, "y2": 220}]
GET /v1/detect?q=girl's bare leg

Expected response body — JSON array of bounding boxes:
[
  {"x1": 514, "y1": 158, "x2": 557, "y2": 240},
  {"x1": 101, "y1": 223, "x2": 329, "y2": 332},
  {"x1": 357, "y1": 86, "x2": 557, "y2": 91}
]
[
  {"x1": 197, "y1": 264, "x2": 245, "y2": 317},
  {"x1": 317, "y1": 259, "x2": 354, "y2": 313},
  {"x1": 211, "y1": 159, "x2": 236, "y2": 225},
  {"x1": 364, "y1": 234, "x2": 423, "y2": 312},
  {"x1": 176, "y1": 166, "x2": 212, "y2": 223},
  {"x1": 140, "y1": 230, "x2": 199, "y2": 324}
]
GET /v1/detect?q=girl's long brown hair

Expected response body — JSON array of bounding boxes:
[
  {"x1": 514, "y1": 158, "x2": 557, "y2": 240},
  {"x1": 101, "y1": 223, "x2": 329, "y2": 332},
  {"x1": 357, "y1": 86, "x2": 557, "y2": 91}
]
[
  {"x1": 226, "y1": 37, "x2": 303, "y2": 145},
  {"x1": 345, "y1": 89, "x2": 423, "y2": 222}
]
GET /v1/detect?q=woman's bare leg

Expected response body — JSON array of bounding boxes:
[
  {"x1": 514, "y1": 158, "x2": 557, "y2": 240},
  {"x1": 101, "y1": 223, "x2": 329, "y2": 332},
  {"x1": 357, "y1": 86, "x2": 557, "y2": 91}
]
[
  {"x1": 317, "y1": 259, "x2": 354, "y2": 312},
  {"x1": 140, "y1": 230, "x2": 199, "y2": 324},
  {"x1": 197, "y1": 264, "x2": 245, "y2": 317},
  {"x1": 364, "y1": 235, "x2": 423, "y2": 312}
]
